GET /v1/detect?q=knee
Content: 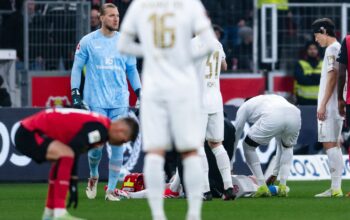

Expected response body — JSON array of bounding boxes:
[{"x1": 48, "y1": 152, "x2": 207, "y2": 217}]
[
  {"x1": 208, "y1": 141, "x2": 221, "y2": 148},
  {"x1": 89, "y1": 147, "x2": 103, "y2": 159},
  {"x1": 61, "y1": 146, "x2": 75, "y2": 158}
]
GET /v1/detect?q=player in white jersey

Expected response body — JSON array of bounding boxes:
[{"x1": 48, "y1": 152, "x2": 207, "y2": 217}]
[
  {"x1": 312, "y1": 18, "x2": 344, "y2": 198},
  {"x1": 191, "y1": 29, "x2": 235, "y2": 201},
  {"x1": 233, "y1": 94, "x2": 301, "y2": 197},
  {"x1": 117, "y1": 0, "x2": 217, "y2": 219}
]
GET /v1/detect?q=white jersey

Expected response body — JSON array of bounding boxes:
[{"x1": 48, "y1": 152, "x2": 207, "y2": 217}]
[
  {"x1": 192, "y1": 37, "x2": 225, "y2": 113},
  {"x1": 234, "y1": 94, "x2": 300, "y2": 142},
  {"x1": 317, "y1": 41, "x2": 341, "y2": 119},
  {"x1": 120, "y1": 0, "x2": 211, "y2": 101}
]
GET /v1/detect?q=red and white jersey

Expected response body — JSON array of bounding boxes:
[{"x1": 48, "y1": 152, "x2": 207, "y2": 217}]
[
  {"x1": 120, "y1": 0, "x2": 211, "y2": 101},
  {"x1": 192, "y1": 37, "x2": 225, "y2": 113},
  {"x1": 21, "y1": 108, "x2": 110, "y2": 147},
  {"x1": 317, "y1": 41, "x2": 342, "y2": 119}
]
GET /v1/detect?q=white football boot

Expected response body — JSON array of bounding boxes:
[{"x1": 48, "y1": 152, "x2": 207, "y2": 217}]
[
  {"x1": 315, "y1": 188, "x2": 343, "y2": 197},
  {"x1": 85, "y1": 178, "x2": 98, "y2": 199},
  {"x1": 105, "y1": 190, "x2": 121, "y2": 201}
]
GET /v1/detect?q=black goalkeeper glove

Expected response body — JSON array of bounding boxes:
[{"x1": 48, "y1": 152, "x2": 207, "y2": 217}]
[
  {"x1": 67, "y1": 178, "x2": 78, "y2": 209},
  {"x1": 71, "y1": 88, "x2": 88, "y2": 110}
]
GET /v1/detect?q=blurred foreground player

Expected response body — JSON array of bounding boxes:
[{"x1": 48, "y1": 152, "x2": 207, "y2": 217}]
[
  {"x1": 118, "y1": 0, "x2": 217, "y2": 219},
  {"x1": 15, "y1": 108, "x2": 138, "y2": 220}
]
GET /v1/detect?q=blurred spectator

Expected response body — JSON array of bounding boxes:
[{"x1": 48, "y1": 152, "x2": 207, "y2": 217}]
[
  {"x1": 231, "y1": 26, "x2": 253, "y2": 71},
  {"x1": 90, "y1": 5, "x2": 100, "y2": 31},
  {"x1": 0, "y1": 75, "x2": 11, "y2": 107},
  {"x1": 294, "y1": 42, "x2": 322, "y2": 105},
  {"x1": 0, "y1": 0, "x2": 45, "y2": 70},
  {"x1": 213, "y1": 24, "x2": 224, "y2": 42}
]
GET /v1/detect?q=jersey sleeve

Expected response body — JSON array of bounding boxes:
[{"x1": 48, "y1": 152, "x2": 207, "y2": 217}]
[
  {"x1": 126, "y1": 55, "x2": 142, "y2": 91},
  {"x1": 191, "y1": 0, "x2": 211, "y2": 35},
  {"x1": 337, "y1": 38, "x2": 348, "y2": 65},
  {"x1": 219, "y1": 42, "x2": 226, "y2": 59},
  {"x1": 71, "y1": 37, "x2": 89, "y2": 89},
  {"x1": 326, "y1": 44, "x2": 340, "y2": 73}
]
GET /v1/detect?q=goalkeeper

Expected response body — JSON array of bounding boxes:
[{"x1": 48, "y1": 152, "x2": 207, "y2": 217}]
[{"x1": 70, "y1": 3, "x2": 141, "y2": 202}]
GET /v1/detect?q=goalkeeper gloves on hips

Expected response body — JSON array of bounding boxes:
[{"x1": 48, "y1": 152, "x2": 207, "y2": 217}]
[{"x1": 71, "y1": 88, "x2": 89, "y2": 110}]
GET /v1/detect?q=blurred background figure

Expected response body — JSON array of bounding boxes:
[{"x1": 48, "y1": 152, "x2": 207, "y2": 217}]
[
  {"x1": 90, "y1": 5, "x2": 100, "y2": 31},
  {"x1": 294, "y1": 41, "x2": 322, "y2": 105}
]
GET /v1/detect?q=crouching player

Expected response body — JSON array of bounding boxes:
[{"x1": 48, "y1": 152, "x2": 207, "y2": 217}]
[
  {"x1": 14, "y1": 108, "x2": 138, "y2": 220},
  {"x1": 234, "y1": 94, "x2": 301, "y2": 197}
]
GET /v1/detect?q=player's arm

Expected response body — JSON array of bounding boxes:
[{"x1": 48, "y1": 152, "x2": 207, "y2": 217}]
[
  {"x1": 191, "y1": 1, "x2": 217, "y2": 60},
  {"x1": 337, "y1": 38, "x2": 347, "y2": 117},
  {"x1": 318, "y1": 50, "x2": 339, "y2": 121},
  {"x1": 233, "y1": 105, "x2": 248, "y2": 150},
  {"x1": 117, "y1": 1, "x2": 143, "y2": 57},
  {"x1": 71, "y1": 38, "x2": 88, "y2": 109},
  {"x1": 125, "y1": 56, "x2": 142, "y2": 99},
  {"x1": 221, "y1": 59, "x2": 228, "y2": 72}
]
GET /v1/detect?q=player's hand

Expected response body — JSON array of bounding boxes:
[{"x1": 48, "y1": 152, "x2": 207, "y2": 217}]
[
  {"x1": 317, "y1": 105, "x2": 327, "y2": 121},
  {"x1": 67, "y1": 178, "x2": 78, "y2": 209},
  {"x1": 266, "y1": 175, "x2": 277, "y2": 185},
  {"x1": 71, "y1": 88, "x2": 89, "y2": 110},
  {"x1": 338, "y1": 99, "x2": 346, "y2": 117}
]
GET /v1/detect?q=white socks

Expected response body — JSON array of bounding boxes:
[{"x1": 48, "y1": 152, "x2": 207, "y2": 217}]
[
  {"x1": 198, "y1": 147, "x2": 210, "y2": 192},
  {"x1": 326, "y1": 147, "x2": 343, "y2": 190},
  {"x1": 278, "y1": 147, "x2": 293, "y2": 185},
  {"x1": 211, "y1": 145, "x2": 233, "y2": 190},
  {"x1": 243, "y1": 142, "x2": 265, "y2": 186},
  {"x1": 53, "y1": 208, "x2": 66, "y2": 218},
  {"x1": 144, "y1": 154, "x2": 166, "y2": 220},
  {"x1": 183, "y1": 155, "x2": 204, "y2": 220}
]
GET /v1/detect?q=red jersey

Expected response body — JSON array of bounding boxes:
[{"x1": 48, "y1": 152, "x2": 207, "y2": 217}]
[{"x1": 21, "y1": 108, "x2": 111, "y2": 148}]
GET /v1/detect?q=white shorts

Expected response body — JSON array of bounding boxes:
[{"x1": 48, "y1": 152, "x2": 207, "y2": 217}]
[
  {"x1": 141, "y1": 98, "x2": 202, "y2": 152},
  {"x1": 318, "y1": 118, "x2": 343, "y2": 142},
  {"x1": 201, "y1": 111, "x2": 224, "y2": 142},
  {"x1": 248, "y1": 107, "x2": 301, "y2": 147}
]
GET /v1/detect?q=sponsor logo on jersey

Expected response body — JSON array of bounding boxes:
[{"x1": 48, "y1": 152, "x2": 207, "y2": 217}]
[{"x1": 46, "y1": 96, "x2": 71, "y2": 108}]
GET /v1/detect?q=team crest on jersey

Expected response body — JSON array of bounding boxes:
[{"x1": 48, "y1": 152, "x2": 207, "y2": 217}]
[
  {"x1": 46, "y1": 96, "x2": 71, "y2": 108},
  {"x1": 327, "y1": 55, "x2": 335, "y2": 65}
]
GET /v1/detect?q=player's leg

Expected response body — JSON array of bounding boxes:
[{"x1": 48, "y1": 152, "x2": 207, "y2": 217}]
[
  {"x1": 104, "y1": 107, "x2": 129, "y2": 201},
  {"x1": 198, "y1": 113, "x2": 212, "y2": 200},
  {"x1": 316, "y1": 119, "x2": 344, "y2": 197},
  {"x1": 85, "y1": 107, "x2": 107, "y2": 199},
  {"x1": 207, "y1": 112, "x2": 234, "y2": 200},
  {"x1": 171, "y1": 98, "x2": 203, "y2": 220},
  {"x1": 243, "y1": 116, "x2": 277, "y2": 197},
  {"x1": 142, "y1": 98, "x2": 170, "y2": 220}
]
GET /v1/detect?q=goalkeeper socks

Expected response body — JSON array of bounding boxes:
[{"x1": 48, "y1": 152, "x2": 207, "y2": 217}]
[
  {"x1": 46, "y1": 163, "x2": 57, "y2": 209},
  {"x1": 279, "y1": 147, "x2": 293, "y2": 185},
  {"x1": 243, "y1": 143, "x2": 265, "y2": 186},
  {"x1": 183, "y1": 155, "x2": 203, "y2": 219},
  {"x1": 88, "y1": 146, "x2": 103, "y2": 178},
  {"x1": 144, "y1": 154, "x2": 166, "y2": 219},
  {"x1": 211, "y1": 145, "x2": 233, "y2": 190},
  {"x1": 53, "y1": 156, "x2": 74, "y2": 209},
  {"x1": 169, "y1": 170, "x2": 181, "y2": 193},
  {"x1": 107, "y1": 144, "x2": 124, "y2": 191},
  {"x1": 327, "y1": 147, "x2": 343, "y2": 190},
  {"x1": 198, "y1": 147, "x2": 210, "y2": 192}
]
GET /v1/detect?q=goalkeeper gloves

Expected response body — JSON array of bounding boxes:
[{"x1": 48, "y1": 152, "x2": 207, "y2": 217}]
[
  {"x1": 67, "y1": 178, "x2": 78, "y2": 209},
  {"x1": 71, "y1": 88, "x2": 89, "y2": 110}
]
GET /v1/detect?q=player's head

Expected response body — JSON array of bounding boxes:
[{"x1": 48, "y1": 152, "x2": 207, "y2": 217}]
[
  {"x1": 305, "y1": 41, "x2": 319, "y2": 59},
  {"x1": 108, "y1": 117, "x2": 139, "y2": 145},
  {"x1": 99, "y1": 3, "x2": 119, "y2": 32},
  {"x1": 312, "y1": 18, "x2": 335, "y2": 47}
]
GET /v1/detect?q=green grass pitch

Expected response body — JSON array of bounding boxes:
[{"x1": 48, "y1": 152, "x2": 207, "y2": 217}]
[{"x1": 0, "y1": 181, "x2": 349, "y2": 220}]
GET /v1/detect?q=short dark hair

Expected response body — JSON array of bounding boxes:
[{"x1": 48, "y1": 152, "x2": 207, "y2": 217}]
[
  {"x1": 123, "y1": 117, "x2": 139, "y2": 142},
  {"x1": 99, "y1": 3, "x2": 117, "y2": 16},
  {"x1": 0, "y1": 75, "x2": 3, "y2": 87},
  {"x1": 312, "y1": 18, "x2": 335, "y2": 37}
]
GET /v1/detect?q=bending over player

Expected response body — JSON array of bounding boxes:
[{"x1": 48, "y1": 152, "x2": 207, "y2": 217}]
[
  {"x1": 15, "y1": 108, "x2": 138, "y2": 220},
  {"x1": 233, "y1": 94, "x2": 301, "y2": 197}
]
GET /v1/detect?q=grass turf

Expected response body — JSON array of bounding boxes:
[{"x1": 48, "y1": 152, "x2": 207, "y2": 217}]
[{"x1": 0, "y1": 181, "x2": 349, "y2": 220}]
